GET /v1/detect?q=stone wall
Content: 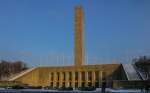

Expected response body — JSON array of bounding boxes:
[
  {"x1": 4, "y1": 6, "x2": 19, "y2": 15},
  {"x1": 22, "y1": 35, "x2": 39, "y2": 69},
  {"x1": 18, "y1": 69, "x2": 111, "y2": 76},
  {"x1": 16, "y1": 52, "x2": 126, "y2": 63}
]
[{"x1": 12, "y1": 64, "x2": 125, "y2": 87}]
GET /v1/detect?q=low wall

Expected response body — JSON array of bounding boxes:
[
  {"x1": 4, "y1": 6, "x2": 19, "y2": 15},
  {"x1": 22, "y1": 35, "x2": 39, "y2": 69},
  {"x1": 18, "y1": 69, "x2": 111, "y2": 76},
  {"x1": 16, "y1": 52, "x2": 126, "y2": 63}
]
[{"x1": 113, "y1": 80, "x2": 150, "y2": 88}]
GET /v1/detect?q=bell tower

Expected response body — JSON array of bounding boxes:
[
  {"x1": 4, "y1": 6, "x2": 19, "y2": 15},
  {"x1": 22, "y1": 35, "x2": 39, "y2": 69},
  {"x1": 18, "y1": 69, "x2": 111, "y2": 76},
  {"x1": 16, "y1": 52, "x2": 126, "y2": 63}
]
[{"x1": 74, "y1": 6, "x2": 85, "y2": 66}]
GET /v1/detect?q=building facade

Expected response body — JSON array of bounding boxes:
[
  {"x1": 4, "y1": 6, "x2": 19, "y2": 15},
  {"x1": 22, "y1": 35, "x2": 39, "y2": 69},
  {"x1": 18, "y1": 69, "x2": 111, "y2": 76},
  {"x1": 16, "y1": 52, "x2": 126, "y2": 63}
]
[
  {"x1": 10, "y1": 64, "x2": 125, "y2": 87},
  {"x1": 9, "y1": 6, "x2": 127, "y2": 88}
]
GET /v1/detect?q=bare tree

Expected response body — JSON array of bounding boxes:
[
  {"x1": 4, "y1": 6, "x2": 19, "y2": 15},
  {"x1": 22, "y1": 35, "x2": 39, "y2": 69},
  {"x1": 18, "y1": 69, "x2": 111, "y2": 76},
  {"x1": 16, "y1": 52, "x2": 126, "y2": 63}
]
[
  {"x1": 133, "y1": 56, "x2": 150, "y2": 80},
  {"x1": 0, "y1": 60, "x2": 28, "y2": 80}
]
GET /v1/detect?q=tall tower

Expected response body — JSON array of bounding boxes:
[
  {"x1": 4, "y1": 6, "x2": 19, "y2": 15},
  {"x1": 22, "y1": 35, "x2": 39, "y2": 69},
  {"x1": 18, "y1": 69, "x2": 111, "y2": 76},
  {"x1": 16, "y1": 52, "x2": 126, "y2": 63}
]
[{"x1": 74, "y1": 6, "x2": 85, "y2": 66}]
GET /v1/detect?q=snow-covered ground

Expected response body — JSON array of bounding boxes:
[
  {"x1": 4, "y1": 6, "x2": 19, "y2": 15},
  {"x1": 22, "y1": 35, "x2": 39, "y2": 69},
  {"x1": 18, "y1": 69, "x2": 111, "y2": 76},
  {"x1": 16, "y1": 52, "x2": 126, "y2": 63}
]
[{"x1": 0, "y1": 88, "x2": 144, "y2": 93}]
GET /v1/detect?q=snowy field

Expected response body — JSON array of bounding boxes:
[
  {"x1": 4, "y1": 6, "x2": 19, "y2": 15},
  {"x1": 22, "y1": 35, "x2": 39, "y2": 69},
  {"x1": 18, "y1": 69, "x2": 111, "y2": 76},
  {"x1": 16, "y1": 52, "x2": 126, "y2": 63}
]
[{"x1": 0, "y1": 88, "x2": 144, "y2": 93}]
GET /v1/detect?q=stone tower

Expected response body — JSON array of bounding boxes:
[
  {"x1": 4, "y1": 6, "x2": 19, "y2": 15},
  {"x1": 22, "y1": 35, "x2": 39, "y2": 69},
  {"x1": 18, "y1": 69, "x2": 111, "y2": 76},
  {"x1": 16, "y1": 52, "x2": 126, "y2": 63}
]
[{"x1": 74, "y1": 6, "x2": 85, "y2": 66}]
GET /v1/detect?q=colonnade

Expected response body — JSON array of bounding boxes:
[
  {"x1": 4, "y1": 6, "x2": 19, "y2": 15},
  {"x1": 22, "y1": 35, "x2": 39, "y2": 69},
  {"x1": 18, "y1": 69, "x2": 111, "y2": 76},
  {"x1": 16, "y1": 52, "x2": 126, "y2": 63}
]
[{"x1": 49, "y1": 71, "x2": 105, "y2": 88}]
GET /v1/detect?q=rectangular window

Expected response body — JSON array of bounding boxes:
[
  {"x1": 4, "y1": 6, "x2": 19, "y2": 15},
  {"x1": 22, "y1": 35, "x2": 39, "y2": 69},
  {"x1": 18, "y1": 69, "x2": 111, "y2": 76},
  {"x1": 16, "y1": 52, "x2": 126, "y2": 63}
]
[
  {"x1": 82, "y1": 72, "x2": 85, "y2": 81},
  {"x1": 57, "y1": 72, "x2": 59, "y2": 81},
  {"x1": 51, "y1": 73, "x2": 54, "y2": 81},
  {"x1": 63, "y1": 72, "x2": 65, "y2": 81},
  {"x1": 88, "y1": 71, "x2": 92, "y2": 81},
  {"x1": 69, "y1": 72, "x2": 72, "y2": 80},
  {"x1": 95, "y1": 71, "x2": 99, "y2": 81},
  {"x1": 75, "y1": 72, "x2": 78, "y2": 81}
]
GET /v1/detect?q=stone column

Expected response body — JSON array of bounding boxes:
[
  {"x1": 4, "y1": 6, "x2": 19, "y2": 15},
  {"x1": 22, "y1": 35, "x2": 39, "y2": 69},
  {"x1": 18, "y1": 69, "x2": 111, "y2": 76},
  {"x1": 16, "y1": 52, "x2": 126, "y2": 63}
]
[
  {"x1": 78, "y1": 71, "x2": 82, "y2": 87},
  {"x1": 102, "y1": 71, "x2": 106, "y2": 81},
  {"x1": 65, "y1": 72, "x2": 69, "y2": 87},
  {"x1": 98, "y1": 71, "x2": 102, "y2": 87},
  {"x1": 92, "y1": 71, "x2": 95, "y2": 87},
  {"x1": 71, "y1": 71, "x2": 75, "y2": 88},
  {"x1": 99, "y1": 71, "x2": 103, "y2": 87},
  {"x1": 101, "y1": 71, "x2": 106, "y2": 93},
  {"x1": 49, "y1": 72, "x2": 52, "y2": 87},
  {"x1": 59, "y1": 72, "x2": 63, "y2": 88},
  {"x1": 53, "y1": 72, "x2": 57, "y2": 87},
  {"x1": 85, "y1": 71, "x2": 88, "y2": 87},
  {"x1": 62, "y1": 72, "x2": 65, "y2": 87}
]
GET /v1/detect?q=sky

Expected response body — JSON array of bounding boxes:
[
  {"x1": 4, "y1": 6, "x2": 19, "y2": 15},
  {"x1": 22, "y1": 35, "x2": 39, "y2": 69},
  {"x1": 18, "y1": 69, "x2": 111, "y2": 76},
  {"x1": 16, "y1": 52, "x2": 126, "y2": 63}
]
[{"x1": 0, "y1": 0, "x2": 150, "y2": 67}]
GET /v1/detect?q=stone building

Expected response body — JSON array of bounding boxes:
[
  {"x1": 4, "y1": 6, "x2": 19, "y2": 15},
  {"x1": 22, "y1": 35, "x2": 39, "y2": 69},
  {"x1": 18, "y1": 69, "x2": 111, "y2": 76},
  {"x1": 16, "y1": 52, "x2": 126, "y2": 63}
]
[{"x1": 9, "y1": 6, "x2": 126, "y2": 88}]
